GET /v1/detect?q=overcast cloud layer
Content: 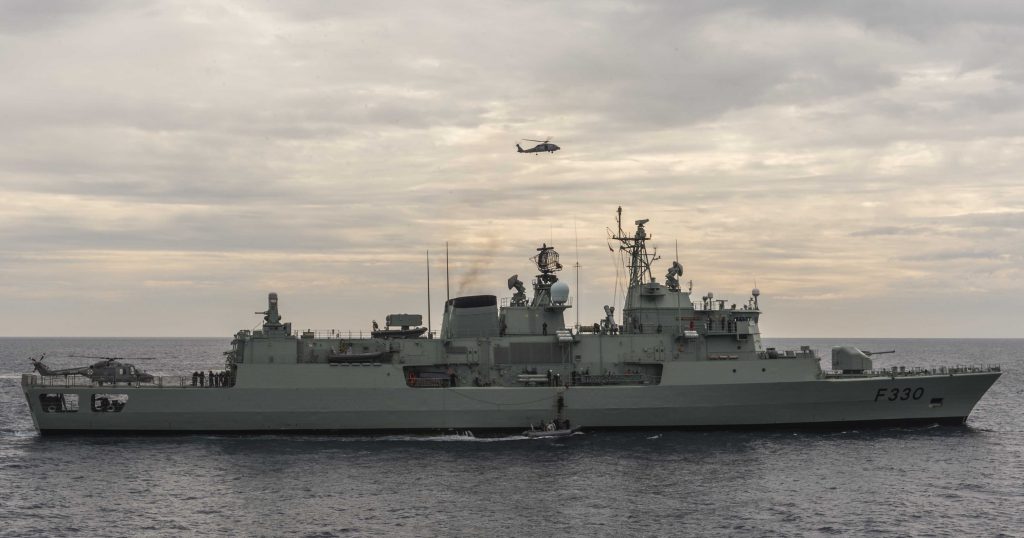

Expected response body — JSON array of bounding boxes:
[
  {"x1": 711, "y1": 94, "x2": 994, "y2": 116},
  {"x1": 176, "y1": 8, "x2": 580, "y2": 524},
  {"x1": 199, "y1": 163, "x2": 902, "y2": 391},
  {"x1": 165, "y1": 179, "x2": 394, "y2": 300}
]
[{"x1": 2, "y1": 1, "x2": 1023, "y2": 337}]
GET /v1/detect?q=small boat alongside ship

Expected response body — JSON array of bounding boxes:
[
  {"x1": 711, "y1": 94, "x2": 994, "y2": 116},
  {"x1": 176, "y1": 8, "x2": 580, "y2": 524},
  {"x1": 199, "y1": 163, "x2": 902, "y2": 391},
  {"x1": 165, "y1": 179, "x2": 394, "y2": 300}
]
[{"x1": 524, "y1": 422, "x2": 582, "y2": 439}]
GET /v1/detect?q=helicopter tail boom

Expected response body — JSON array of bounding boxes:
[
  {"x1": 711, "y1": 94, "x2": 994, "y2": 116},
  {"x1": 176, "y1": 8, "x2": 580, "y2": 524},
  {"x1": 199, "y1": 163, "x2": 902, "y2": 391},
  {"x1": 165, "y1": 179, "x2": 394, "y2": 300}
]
[
  {"x1": 30, "y1": 357, "x2": 53, "y2": 376},
  {"x1": 29, "y1": 355, "x2": 91, "y2": 377},
  {"x1": 516, "y1": 143, "x2": 524, "y2": 153}
]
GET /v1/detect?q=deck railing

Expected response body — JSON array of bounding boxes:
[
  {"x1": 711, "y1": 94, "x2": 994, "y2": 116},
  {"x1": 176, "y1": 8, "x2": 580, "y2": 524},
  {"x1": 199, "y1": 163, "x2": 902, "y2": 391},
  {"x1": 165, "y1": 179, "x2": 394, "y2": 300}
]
[
  {"x1": 824, "y1": 365, "x2": 1001, "y2": 378},
  {"x1": 21, "y1": 374, "x2": 234, "y2": 389},
  {"x1": 406, "y1": 374, "x2": 663, "y2": 388},
  {"x1": 575, "y1": 373, "x2": 660, "y2": 386}
]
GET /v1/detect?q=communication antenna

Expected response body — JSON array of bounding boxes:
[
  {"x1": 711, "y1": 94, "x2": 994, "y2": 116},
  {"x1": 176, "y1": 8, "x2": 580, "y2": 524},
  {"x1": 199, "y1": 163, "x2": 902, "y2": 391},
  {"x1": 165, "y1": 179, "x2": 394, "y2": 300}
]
[
  {"x1": 675, "y1": 238, "x2": 681, "y2": 332},
  {"x1": 445, "y1": 241, "x2": 450, "y2": 303},
  {"x1": 607, "y1": 206, "x2": 626, "y2": 314},
  {"x1": 426, "y1": 250, "x2": 432, "y2": 337},
  {"x1": 574, "y1": 217, "x2": 581, "y2": 330}
]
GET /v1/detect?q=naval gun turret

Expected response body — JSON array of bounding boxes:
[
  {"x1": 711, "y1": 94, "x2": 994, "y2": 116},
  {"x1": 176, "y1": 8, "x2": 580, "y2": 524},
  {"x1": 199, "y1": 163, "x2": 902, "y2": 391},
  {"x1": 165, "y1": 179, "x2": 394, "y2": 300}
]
[{"x1": 831, "y1": 347, "x2": 896, "y2": 374}]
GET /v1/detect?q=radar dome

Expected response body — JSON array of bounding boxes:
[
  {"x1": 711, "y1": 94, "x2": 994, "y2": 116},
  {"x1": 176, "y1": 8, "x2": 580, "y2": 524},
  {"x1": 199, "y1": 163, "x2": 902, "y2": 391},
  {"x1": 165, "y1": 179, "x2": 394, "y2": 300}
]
[{"x1": 550, "y1": 281, "x2": 570, "y2": 305}]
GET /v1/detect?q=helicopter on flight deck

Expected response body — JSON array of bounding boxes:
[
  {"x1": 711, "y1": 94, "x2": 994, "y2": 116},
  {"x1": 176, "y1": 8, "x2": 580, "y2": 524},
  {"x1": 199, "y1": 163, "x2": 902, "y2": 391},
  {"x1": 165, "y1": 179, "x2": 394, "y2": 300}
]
[
  {"x1": 516, "y1": 138, "x2": 560, "y2": 154},
  {"x1": 30, "y1": 354, "x2": 156, "y2": 384}
]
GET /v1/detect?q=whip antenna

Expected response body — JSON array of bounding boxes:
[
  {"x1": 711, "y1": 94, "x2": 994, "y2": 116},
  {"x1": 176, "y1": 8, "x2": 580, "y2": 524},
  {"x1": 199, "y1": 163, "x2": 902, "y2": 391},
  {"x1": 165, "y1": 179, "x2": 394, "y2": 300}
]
[
  {"x1": 574, "y1": 217, "x2": 581, "y2": 330},
  {"x1": 426, "y1": 250, "x2": 432, "y2": 337}
]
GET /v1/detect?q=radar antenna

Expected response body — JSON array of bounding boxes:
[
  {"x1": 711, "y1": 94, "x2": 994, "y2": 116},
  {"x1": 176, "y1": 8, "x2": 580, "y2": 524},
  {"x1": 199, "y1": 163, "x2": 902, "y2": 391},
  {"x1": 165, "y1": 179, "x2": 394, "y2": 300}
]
[
  {"x1": 507, "y1": 274, "x2": 528, "y2": 306},
  {"x1": 531, "y1": 243, "x2": 563, "y2": 275},
  {"x1": 665, "y1": 261, "x2": 684, "y2": 290},
  {"x1": 528, "y1": 243, "x2": 563, "y2": 307}
]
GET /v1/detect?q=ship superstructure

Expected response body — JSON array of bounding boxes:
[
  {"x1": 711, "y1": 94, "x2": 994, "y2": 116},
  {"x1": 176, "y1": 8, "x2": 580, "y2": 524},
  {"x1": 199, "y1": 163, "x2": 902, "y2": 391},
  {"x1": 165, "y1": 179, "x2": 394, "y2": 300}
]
[{"x1": 22, "y1": 209, "x2": 1001, "y2": 433}]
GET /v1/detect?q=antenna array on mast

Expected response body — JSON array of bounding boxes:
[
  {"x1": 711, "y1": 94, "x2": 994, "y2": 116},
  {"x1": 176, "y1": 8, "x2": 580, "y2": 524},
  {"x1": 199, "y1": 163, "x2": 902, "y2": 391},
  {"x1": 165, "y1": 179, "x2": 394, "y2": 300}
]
[{"x1": 610, "y1": 206, "x2": 660, "y2": 288}]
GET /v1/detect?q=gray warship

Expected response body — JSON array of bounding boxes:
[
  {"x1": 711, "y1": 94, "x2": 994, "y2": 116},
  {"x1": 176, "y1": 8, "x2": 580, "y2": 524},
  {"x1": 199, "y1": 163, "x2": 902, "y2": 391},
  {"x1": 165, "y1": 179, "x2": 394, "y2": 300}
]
[{"x1": 21, "y1": 209, "x2": 1001, "y2": 433}]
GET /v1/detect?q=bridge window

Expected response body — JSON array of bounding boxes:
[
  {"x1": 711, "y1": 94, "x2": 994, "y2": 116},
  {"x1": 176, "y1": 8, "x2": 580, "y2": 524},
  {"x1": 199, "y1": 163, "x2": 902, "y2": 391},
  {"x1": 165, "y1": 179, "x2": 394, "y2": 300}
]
[
  {"x1": 39, "y1": 393, "x2": 79, "y2": 413},
  {"x1": 91, "y1": 394, "x2": 129, "y2": 412}
]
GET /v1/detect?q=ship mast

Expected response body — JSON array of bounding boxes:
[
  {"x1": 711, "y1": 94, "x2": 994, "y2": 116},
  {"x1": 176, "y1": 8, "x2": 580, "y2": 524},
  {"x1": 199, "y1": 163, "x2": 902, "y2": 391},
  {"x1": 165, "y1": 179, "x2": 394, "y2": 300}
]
[{"x1": 611, "y1": 206, "x2": 659, "y2": 289}]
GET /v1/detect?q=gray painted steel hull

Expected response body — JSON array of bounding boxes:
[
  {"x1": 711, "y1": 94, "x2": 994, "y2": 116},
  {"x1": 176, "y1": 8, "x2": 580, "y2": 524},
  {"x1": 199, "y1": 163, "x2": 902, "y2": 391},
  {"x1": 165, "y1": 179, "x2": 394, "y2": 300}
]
[{"x1": 23, "y1": 366, "x2": 999, "y2": 433}]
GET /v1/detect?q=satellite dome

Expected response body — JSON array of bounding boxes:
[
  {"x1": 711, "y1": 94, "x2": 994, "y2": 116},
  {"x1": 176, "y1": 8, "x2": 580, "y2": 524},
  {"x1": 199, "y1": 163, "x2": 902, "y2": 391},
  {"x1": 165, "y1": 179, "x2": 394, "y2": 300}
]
[
  {"x1": 752, "y1": 288, "x2": 760, "y2": 297},
  {"x1": 550, "y1": 281, "x2": 570, "y2": 305}
]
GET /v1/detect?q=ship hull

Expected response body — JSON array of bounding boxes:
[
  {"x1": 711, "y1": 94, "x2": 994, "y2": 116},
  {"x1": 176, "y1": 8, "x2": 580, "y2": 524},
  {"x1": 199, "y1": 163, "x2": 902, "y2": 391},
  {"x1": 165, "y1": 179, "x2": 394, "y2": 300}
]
[{"x1": 23, "y1": 371, "x2": 1000, "y2": 434}]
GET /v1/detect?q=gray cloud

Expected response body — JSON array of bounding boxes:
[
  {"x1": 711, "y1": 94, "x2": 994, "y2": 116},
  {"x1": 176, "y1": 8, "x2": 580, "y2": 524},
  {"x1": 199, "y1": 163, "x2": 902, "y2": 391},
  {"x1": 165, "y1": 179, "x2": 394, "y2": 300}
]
[
  {"x1": 850, "y1": 226, "x2": 919, "y2": 237},
  {"x1": 0, "y1": 1, "x2": 134, "y2": 34},
  {"x1": 2, "y1": 1, "x2": 1024, "y2": 336},
  {"x1": 900, "y1": 249, "x2": 1008, "y2": 262}
]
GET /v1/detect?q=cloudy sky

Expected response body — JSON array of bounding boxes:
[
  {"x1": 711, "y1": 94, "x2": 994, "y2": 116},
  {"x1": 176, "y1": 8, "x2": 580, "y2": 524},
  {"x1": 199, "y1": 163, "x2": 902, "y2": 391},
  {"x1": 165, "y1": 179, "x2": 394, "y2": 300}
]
[{"x1": 2, "y1": 1, "x2": 1022, "y2": 337}]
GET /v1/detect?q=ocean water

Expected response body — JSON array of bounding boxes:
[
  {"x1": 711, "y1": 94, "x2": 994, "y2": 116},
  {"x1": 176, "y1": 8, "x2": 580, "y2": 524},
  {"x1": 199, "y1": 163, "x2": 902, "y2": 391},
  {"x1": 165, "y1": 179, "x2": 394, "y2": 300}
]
[{"x1": 1, "y1": 337, "x2": 1021, "y2": 537}]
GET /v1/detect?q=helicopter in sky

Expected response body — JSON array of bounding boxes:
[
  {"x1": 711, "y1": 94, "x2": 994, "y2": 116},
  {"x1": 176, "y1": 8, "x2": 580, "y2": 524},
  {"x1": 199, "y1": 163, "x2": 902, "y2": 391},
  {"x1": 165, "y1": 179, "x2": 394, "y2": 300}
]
[
  {"x1": 516, "y1": 138, "x2": 560, "y2": 154},
  {"x1": 30, "y1": 354, "x2": 155, "y2": 384}
]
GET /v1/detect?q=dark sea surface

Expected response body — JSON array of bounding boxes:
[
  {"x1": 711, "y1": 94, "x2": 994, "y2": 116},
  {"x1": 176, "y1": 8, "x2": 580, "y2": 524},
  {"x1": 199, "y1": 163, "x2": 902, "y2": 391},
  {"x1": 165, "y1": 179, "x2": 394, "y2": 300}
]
[{"x1": 1, "y1": 337, "x2": 1021, "y2": 537}]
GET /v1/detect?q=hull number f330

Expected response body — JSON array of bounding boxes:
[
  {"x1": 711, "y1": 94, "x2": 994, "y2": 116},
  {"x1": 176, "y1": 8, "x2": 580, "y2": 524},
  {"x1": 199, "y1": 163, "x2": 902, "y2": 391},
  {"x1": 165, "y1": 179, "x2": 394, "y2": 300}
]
[{"x1": 875, "y1": 387, "x2": 925, "y2": 402}]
